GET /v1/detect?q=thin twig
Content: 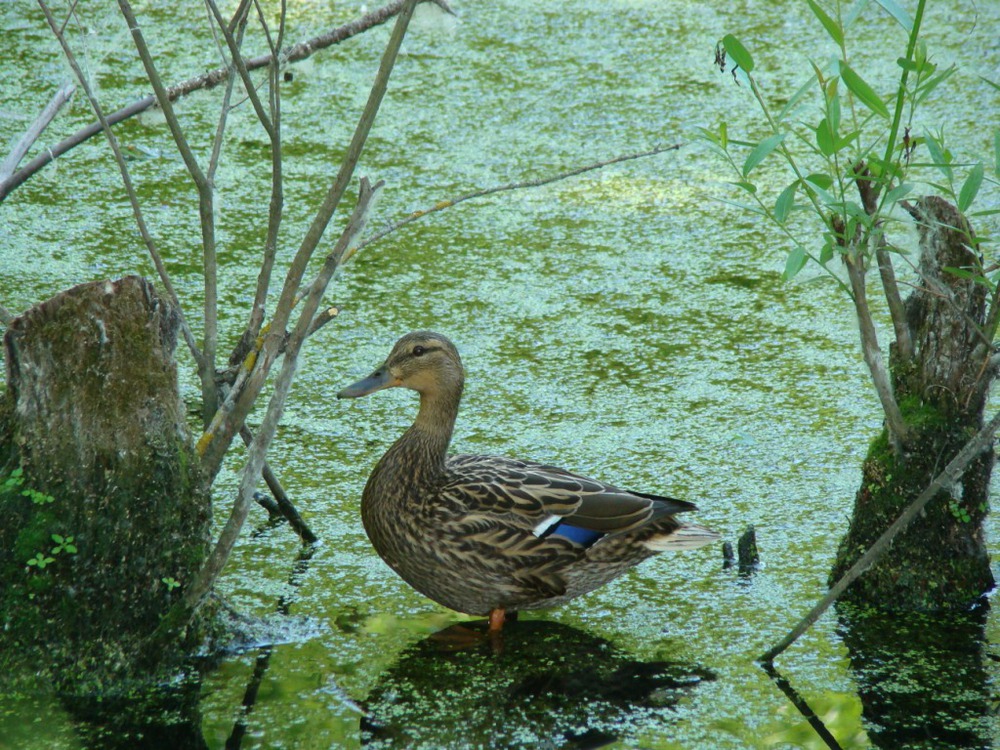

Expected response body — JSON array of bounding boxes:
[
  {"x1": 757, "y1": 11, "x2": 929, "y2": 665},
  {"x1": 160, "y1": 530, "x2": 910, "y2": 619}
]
[
  {"x1": 198, "y1": 0, "x2": 417, "y2": 479},
  {"x1": 35, "y1": 0, "x2": 206, "y2": 375},
  {"x1": 239, "y1": 425, "x2": 318, "y2": 544},
  {"x1": 118, "y1": 0, "x2": 219, "y2": 419},
  {"x1": 0, "y1": 0, "x2": 448, "y2": 203},
  {"x1": 875, "y1": 240, "x2": 913, "y2": 361},
  {"x1": 0, "y1": 81, "x2": 75, "y2": 181},
  {"x1": 226, "y1": 0, "x2": 286, "y2": 365},
  {"x1": 844, "y1": 255, "x2": 909, "y2": 452},
  {"x1": 758, "y1": 406, "x2": 1000, "y2": 664},
  {"x1": 182, "y1": 177, "x2": 382, "y2": 618},
  {"x1": 206, "y1": 2, "x2": 250, "y2": 188},
  {"x1": 349, "y1": 144, "x2": 683, "y2": 259}
]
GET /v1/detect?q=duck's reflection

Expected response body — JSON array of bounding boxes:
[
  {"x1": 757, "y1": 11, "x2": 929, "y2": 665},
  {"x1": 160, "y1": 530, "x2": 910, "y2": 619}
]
[
  {"x1": 361, "y1": 619, "x2": 714, "y2": 749},
  {"x1": 837, "y1": 601, "x2": 994, "y2": 750}
]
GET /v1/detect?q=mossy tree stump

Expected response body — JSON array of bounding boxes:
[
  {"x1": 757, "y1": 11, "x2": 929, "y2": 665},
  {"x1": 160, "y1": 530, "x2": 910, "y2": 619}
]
[
  {"x1": 0, "y1": 276, "x2": 211, "y2": 687},
  {"x1": 831, "y1": 198, "x2": 995, "y2": 608}
]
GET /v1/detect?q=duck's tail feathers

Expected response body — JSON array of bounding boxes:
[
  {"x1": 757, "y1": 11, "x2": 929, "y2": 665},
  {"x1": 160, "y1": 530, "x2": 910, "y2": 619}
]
[{"x1": 642, "y1": 522, "x2": 719, "y2": 551}]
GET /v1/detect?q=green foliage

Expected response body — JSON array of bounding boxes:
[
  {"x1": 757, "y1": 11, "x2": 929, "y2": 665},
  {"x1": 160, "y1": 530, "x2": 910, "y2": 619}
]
[
  {"x1": 161, "y1": 576, "x2": 181, "y2": 592},
  {"x1": 707, "y1": 0, "x2": 996, "y2": 287},
  {"x1": 26, "y1": 552, "x2": 55, "y2": 569},
  {"x1": 3, "y1": 467, "x2": 55, "y2": 505},
  {"x1": 947, "y1": 499, "x2": 971, "y2": 524},
  {"x1": 50, "y1": 534, "x2": 77, "y2": 555}
]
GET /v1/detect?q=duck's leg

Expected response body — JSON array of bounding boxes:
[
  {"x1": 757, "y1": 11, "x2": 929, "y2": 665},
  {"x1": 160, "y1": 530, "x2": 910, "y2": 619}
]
[{"x1": 487, "y1": 607, "x2": 507, "y2": 633}]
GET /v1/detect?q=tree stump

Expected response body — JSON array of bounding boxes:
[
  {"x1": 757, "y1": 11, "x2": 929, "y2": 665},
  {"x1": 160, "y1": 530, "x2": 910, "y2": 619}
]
[
  {"x1": 830, "y1": 198, "x2": 995, "y2": 608},
  {"x1": 0, "y1": 276, "x2": 212, "y2": 687}
]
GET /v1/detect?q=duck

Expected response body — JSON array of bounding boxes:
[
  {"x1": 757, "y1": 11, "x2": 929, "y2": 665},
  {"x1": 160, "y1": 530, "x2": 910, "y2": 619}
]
[{"x1": 337, "y1": 331, "x2": 718, "y2": 632}]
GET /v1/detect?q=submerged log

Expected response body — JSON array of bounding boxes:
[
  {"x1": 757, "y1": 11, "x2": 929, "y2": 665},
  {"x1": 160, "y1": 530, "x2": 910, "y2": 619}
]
[
  {"x1": 830, "y1": 198, "x2": 995, "y2": 608},
  {"x1": 0, "y1": 276, "x2": 212, "y2": 686}
]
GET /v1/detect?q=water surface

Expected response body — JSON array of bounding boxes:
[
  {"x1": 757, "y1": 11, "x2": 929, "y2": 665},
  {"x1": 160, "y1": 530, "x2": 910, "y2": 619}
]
[{"x1": 1, "y1": 0, "x2": 999, "y2": 747}]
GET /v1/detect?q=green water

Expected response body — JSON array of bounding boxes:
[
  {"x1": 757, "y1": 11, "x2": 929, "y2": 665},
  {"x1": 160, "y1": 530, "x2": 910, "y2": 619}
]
[{"x1": 2, "y1": 0, "x2": 999, "y2": 747}]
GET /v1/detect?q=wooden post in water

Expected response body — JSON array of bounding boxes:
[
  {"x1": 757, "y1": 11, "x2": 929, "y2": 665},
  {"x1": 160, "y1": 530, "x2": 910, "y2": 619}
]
[
  {"x1": 830, "y1": 197, "x2": 995, "y2": 608},
  {"x1": 0, "y1": 276, "x2": 212, "y2": 687}
]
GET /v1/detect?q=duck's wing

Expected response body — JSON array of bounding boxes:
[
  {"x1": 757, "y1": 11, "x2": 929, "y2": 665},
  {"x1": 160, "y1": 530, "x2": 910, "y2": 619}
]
[{"x1": 441, "y1": 454, "x2": 696, "y2": 545}]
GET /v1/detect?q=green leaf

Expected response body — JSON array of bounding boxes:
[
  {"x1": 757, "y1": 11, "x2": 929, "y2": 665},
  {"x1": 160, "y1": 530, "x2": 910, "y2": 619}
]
[
  {"x1": 836, "y1": 129, "x2": 862, "y2": 151},
  {"x1": 805, "y1": 173, "x2": 834, "y2": 189},
  {"x1": 924, "y1": 133, "x2": 953, "y2": 181},
  {"x1": 774, "y1": 181, "x2": 799, "y2": 224},
  {"x1": 731, "y1": 180, "x2": 758, "y2": 194},
  {"x1": 819, "y1": 241, "x2": 835, "y2": 265},
  {"x1": 777, "y1": 75, "x2": 818, "y2": 122},
  {"x1": 742, "y1": 133, "x2": 786, "y2": 177},
  {"x1": 815, "y1": 117, "x2": 836, "y2": 156},
  {"x1": 783, "y1": 246, "x2": 808, "y2": 280},
  {"x1": 722, "y1": 34, "x2": 754, "y2": 73},
  {"x1": 840, "y1": 63, "x2": 890, "y2": 119},
  {"x1": 914, "y1": 66, "x2": 956, "y2": 105},
  {"x1": 883, "y1": 182, "x2": 913, "y2": 205},
  {"x1": 897, "y1": 57, "x2": 918, "y2": 72},
  {"x1": 827, "y1": 90, "x2": 841, "y2": 135},
  {"x1": 805, "y1": 0, "x2": 843, "y2": 46},
  {"x1": 874, "y1": 0, "x2": 913, "y2": 31},
  {"x1": 958, "y1": 163, "x2": 984, "y2": 212}
]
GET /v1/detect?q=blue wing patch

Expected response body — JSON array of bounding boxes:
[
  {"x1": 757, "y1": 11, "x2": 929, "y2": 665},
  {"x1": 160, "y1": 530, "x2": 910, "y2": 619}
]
[{"x1": 546, "y1": 522, "x2": 604, "y2": 547}]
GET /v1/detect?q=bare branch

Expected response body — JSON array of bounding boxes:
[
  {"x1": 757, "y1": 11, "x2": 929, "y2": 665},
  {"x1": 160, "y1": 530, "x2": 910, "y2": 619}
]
[
  {"x1": 348, "y1": 144, "x2": 683, "y2": 260},
  {"x1": 844, "y1": 255, "x2": 909, "y2": 452},
  {"x1": 198, "y1": 0, "x2": 418, "y2": 478},
  {"x1": 216, "y1": 0, "x2": 287, "y2": 368},
  {"x1": 852, "y1": 162, "x2": 912, "y2": 362},
  {"x1": 185, "y1": 176, "x2": 383, "y2": 615},
  {"x1": 118, "y1": 0, "x2": 220, "y2": 419},
  {"x1": 0, "y1": 0, "x2": 447, "y2": 203},
  {"x1": 35, "y1": 0, "x2": 206, "y2": 376},
  {"x1": 307, "y1": 306, "x2": 340, "y2": 338},
  {"x1": 0, "y1": 81, "x2": 75, "y2": 181},
  {"x1": 875, "y1": 239, "x2": 913, "y2": 361},
  {"x1": 239, "y1": 425, "x2": 318, "y2": 544}
]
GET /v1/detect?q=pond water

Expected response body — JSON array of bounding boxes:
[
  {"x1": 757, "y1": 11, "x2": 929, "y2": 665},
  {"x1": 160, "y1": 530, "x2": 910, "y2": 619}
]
[{"x1": 1, "y1": 0, "x2": 999, "y2": 748}]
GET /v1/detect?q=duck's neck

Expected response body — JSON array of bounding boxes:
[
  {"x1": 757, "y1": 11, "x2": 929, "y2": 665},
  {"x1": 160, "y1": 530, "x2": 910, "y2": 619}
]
[{"x1": 387, "y1": 383, "x2": 463, "y2": 480}]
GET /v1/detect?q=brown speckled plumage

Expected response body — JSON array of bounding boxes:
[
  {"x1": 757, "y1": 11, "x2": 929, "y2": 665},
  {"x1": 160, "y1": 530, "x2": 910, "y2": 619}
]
[{"x1": 338, "y1": 331, "x2": 718, "y2": 622}]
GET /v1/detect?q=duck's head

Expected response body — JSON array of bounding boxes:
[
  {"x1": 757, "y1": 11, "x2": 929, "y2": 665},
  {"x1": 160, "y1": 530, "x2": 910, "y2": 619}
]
[{"x1": 337, "y1": 331, "x2": 464, "y2": 400}]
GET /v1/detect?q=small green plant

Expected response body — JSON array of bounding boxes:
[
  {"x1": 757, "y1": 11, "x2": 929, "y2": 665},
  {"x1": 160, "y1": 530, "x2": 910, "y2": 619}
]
[
  {"x1": 161, "y1": 576, "x2": 181, "y2": 592},
  {"x1": 2, "y1": 467, "x2": 55, "y2": 505},
  {"x1": 50, "y1": 534, "x2": 77, "y2": 555},
  {"x1": 948, "y1": 499, "x2": 971, "y2": 524},
  {"x1": 26, "y1": 552, "x2": 55, "y2": 569},
  {"x1": 23, "y1": 487, "x2": 55, "y2": 505},
  {"x1": 2, "y1": 467, "x2": 24, "y2": 492}
]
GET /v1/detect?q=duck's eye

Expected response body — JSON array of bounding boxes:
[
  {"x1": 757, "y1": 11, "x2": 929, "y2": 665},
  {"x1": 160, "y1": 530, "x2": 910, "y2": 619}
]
[{"x1": 412, "y1": 345, "x2": 427, "y2": 357}]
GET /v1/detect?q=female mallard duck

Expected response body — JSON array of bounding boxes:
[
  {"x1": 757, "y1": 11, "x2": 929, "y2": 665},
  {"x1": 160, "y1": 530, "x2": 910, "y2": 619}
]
[{"x1": 338, "y1": 331, "x2": 718, "y2": 632}]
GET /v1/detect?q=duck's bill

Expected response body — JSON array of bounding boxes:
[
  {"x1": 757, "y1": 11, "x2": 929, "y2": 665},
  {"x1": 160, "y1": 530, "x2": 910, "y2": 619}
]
[{"x1": 337, "y1": 368, "x2": 398, "y2": 399}]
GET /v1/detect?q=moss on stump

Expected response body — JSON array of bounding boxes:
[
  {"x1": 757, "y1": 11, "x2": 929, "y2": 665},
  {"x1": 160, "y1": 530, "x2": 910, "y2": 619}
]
[
  {"x1": 830, "y1": 197, "x2": 995, "y2": 609},
  {"x1": 0, "y1": 276, "x2": 212, "y2": 689}
]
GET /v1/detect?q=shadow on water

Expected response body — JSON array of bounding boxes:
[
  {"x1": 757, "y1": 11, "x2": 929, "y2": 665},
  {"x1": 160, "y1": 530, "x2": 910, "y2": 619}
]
[
  {"x1": 53, "y1": 539, "x2": 320, "y2": 750},
  {"x1": 360, "y1": 619, "x2": 714, "y2": 749},
  {"x1": 834, "y1": 601, "x2": 996, "y2": 750},
  {"x1": 61, "y1": 675, "x2": 208, "y2": 750}
]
